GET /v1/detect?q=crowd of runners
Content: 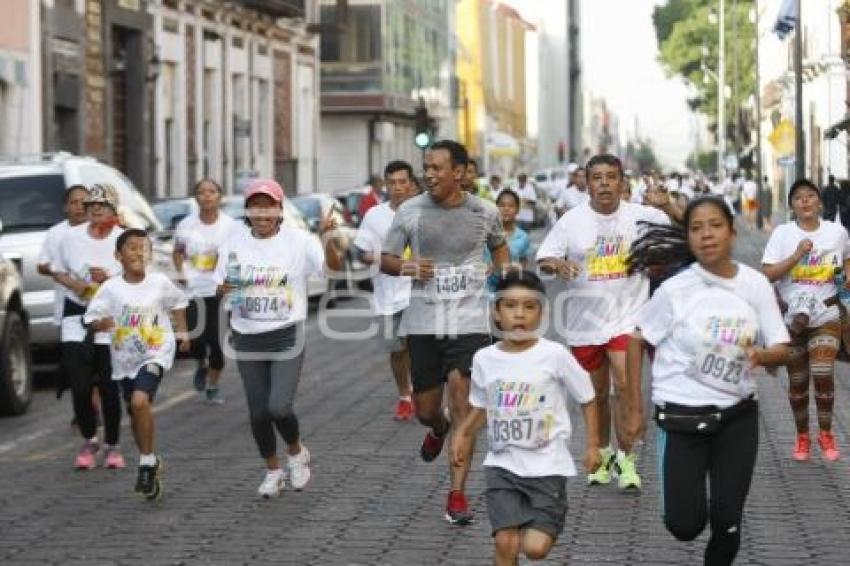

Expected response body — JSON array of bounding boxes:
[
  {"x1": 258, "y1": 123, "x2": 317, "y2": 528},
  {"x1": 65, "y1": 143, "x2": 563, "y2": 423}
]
[{"x1": 36, "y1": 138, "x2": 848, "y2": 566}]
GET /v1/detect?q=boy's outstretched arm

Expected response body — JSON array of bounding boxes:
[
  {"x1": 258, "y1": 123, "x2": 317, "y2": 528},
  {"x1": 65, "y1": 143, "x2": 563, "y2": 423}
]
[
  {"x1": 450, "y1": 407, "x2": 487, "y2": 470},
  {"x1": 172, "y1": 307, "x2": 190, "y2": 353}
]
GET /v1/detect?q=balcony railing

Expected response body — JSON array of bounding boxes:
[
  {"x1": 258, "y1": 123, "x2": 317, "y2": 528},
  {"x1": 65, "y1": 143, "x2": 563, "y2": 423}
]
[
  {"x1": 234, "y1": 0, "x2": 305, "y2": 19},
  {"x1": 321, "y1": 61, "x2": 382, "y2": 93}
]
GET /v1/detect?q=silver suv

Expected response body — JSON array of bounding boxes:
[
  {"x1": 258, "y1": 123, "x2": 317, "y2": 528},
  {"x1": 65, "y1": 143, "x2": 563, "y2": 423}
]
[
  {"x1": 0, "y1": 251, "x2": 31, "y2": 415},
  {"x1": 0, "y1": 153, "x2": 163, "y2": 356}
]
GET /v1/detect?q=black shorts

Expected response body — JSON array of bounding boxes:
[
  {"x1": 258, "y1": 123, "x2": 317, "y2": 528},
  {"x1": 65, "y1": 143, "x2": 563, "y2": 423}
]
[
  {"x1": 406, "y1": 333, "x2": 491, "y2": 393},
  {"x1": 485, "y1": 466, "x2": 567, "y2": 538},
  {"x1": 120, "y1": 363, "x2": 164, "y2": 408}
]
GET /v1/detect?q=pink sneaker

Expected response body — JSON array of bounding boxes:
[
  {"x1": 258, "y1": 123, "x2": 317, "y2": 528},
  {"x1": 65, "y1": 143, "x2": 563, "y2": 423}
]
[
  {"x1": 818, "y1": 431, "x2": 840, "y2": 462},
  {"x1": 75, "y1": 441, "x2": 99, "y2": 470},
  {"x1": 792, "y1": 433, "x2": 810, "y2": 462},
  {"x1": 104, "y1": 448, "x2": 126, "y2": 469}
]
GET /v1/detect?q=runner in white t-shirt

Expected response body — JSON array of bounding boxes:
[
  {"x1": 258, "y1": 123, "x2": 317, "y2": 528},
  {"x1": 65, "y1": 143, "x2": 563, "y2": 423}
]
[
  {"x1": 353, "y1": 160, "x2": 417, "y2": 420},
  {"x1": 537, "y1": 153, "x2": 678, "y2": 491},
  {"x1": 514, "y1": 174, "x2": 537, "y2": 229},
  {"x1": 761, "y1": 179, "x2": 849, "y2": 462},
  {"x1": 215, "y1": 179, "x2": 344, "y2": 499},
  {"x1": 555, "y1": 167, "x2": 589, "y2": 215},
  {"x1": 173, "y1": 178, "x2": 239, "y2": 403},
  {"x1": 626, "y1": 196, "x2": 789, "y2": 566},
  {"x1": 51, "y1": 184, "x2": 126, "y2": 471},
  {"x1": 85, "y1": 229, "x2": 190, "y2": 501},
  {"x1": 451, "y1": 270, "x2": 599, "y2": 564}
]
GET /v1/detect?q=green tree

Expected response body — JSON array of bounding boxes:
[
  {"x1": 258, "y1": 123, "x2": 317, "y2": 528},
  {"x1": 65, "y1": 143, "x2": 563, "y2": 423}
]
[
  {"x1": 635, "y1": 139, "x2": 660, "y2": 172},
  {"x1": 653, "y1": 0, "x2": 755, "y2": 145}
]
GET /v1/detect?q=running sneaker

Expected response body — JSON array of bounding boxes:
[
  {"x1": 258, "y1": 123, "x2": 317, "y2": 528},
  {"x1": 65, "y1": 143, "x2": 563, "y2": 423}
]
[
  {"x1": 257, "y1": 469, "x2": 286, "y2": 498},
  {"x1": 287, "y1": 446, "x2": 311, "y2": 490},
  {"x1": 393, "y1": 398, "x2": 414, "y2": 421},
  {"x1": 74, "y1": 440, "x2": 99, "y2": 470},
  {"x1": 205, "y1": 387, "x2": 225, "y2": 405},
  {"x1": 792, "y1": 432, "x2": 811, "y2": 461},
  {"x1": 615, "y1": 451, "x2": 642, "y2": 490},
  {"x1": 818, "y1": 431, "x2": 840, "y2": 462},
  {"x1": 445, "y1": 490, "x2": 474, "y2": 525},
  {"x1": 193, "y1": 366, "x2": 207, "y2": 392},
  {"x1": 104, "y1": 446, "x2": 126, "y2": 469},
  {"x1": 586, "y1": 446, "x2": 615, "y2": 486},
  {"x1": 420, "y1": 430, "x2": 448, "y2": 462},
  {"x1": 135, "y1": 457, "x2": 163, "y2": 501}
]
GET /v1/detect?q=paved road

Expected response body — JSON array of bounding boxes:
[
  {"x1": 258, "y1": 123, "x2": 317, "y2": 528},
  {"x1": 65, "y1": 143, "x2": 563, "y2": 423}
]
[{"x1": 1, "y1": 222, "x2": 849, "y2": 565}]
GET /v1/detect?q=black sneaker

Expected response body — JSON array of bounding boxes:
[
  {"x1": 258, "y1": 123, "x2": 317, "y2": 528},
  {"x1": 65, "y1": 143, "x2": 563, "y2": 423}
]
[
  {"x1": 193, "y1": 367, "x2": 207, "y2": 392},
  {"x1": 135, "y1": 457, "x2": 164, "y2": 501}
]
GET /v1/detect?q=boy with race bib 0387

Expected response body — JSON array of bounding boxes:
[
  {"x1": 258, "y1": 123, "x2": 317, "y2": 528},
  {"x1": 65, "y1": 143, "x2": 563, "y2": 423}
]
[{"x1": 451, "y1": 270, "x2": 600, "y2": 566}]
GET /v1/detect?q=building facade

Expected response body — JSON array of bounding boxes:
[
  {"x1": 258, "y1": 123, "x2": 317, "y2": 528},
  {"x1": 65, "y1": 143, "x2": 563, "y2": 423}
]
[
  {"x1": 318, "y1": 0, "x2": 455, "y2": 193},
  {"x1": 0, "y1": 0, "x2": 42, "y2": 157}
]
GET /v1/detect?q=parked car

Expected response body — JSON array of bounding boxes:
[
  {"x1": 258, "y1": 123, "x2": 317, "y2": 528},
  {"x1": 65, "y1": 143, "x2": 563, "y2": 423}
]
[
  {"x1": 291, "y1": 194, "x2": 370, "y2": 289},
  {"x1": 220, "y1": 196, "x2": 328, "y2": 299},
  {"x1": 152, "y1": 198, "x2": 197, "y2": 232},
  {"x1": 0, "y1": 152, "x2": 166, "y2": 358},
  {"x1": 0, "y1": 249, "x2": 32, "y2": 415}
]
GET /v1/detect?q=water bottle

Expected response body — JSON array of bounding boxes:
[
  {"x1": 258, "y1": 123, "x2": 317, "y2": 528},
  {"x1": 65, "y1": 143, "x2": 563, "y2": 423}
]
[
  {"x1": 836, "y1": 268, "x2": 850, "y2": 311},
  {"x1": 225, "y1": 252, "x2": 241, "y2": 308}
]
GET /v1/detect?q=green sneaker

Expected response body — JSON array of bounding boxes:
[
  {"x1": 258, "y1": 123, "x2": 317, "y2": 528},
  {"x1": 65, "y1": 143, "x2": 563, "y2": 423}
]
[
  {"x1": 587, "y1": 447, "x2": 615, "y2": 486},
  {"x1": 615, "y1": 451, "x2": 642, "y2": 490}
]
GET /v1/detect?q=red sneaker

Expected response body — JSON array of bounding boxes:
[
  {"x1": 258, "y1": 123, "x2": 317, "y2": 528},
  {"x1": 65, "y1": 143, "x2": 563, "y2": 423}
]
[
  {"x1": 818, "y1": 431, "x2": 840, "y2": 462},
  {"x1": 420, "y1": 429, "x2": 447, "y2": 462},
  {"x1": 792, "y1": 433, "x2": 810, "y2": 462},
  {"x1": 445, "y1": 490, "x2": 473, "y2": 525},
  {"x1": 393, "y1": 398, "x2": 414, "y2": 421}
]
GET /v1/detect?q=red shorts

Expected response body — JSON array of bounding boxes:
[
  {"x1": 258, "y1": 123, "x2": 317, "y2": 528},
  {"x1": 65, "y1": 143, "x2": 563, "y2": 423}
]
[{"x1": 571, "y1": 334, "x2": 630, "y2": 372}]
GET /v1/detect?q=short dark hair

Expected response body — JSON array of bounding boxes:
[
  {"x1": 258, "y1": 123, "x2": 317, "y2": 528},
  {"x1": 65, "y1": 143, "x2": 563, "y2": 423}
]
[
  {"x1": 116, "y1": 228, "x2": 149, "y2": 252},
  {"x1": 384, "y1": 160, "x2": 414, "y2": 180},
  {"x1": 429, "y1": 139, "x2": 469, "y2": 167},
  {"x1": 192, "y1": 178, "x2": 223, "y2": 195},
  {"x1": 788, "y1": 178, "x2": 821, "y2": 205},
  {"x1": 585, "y1": 153, "x2": 624, "y2": 179},
  {"x1": 64, "y1": 184, "x2": 88, "y2": 203},
  {"x1": 493, "y1": 269, "x2": 546, "y2": 306},
  {"x1": 496, "y1": 188, "x2": 521, "y2": 208},
  {"x1": 468, "y1": 158, "x2": 478, "y2": 171}
]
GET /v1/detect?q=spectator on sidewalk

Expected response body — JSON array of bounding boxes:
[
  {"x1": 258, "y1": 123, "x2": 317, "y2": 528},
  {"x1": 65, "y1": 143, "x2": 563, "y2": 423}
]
[
  {"x1": 358, "y1": 175, "x2": 384, "y2": 219},
  {"x1": 822, "y1": 175, "x2": 840, "y2": 221},
  {"x1": 760, "y1": 176, "x2": 774, "y2": 232}
]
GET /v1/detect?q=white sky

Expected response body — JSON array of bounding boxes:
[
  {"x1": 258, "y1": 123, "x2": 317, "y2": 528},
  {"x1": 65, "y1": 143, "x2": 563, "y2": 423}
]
[{"x1": 507, "y1": 0, "x2": 695, "y2": 169}]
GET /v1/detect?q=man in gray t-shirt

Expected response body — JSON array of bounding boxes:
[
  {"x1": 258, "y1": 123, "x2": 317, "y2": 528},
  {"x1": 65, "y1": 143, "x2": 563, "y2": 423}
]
[{"x1": 381, "y1": 140, "x2": 508, "y2": 525}]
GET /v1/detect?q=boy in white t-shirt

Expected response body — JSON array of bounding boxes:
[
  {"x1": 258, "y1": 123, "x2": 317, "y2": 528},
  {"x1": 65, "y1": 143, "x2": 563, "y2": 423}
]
[
  {"x1": 451, "y1": 271, "x2": 599, "y2": 565},
  {"x1": 85, "y1": 229, "x2": 190, "y2": 501}
]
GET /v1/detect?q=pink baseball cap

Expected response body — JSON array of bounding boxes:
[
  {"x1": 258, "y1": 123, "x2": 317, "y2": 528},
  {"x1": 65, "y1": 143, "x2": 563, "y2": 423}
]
[{"x1": 244, "y1": 179, "x2": 284, "y2": 203}]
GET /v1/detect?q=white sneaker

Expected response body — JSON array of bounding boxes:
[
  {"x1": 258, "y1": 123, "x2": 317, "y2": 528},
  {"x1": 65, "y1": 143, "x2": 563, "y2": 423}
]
[
  {"x1": 257, "y1": 469, "x2": 285, "y2": 498},
  {"x1": 287, "y1": 446, "x2": 311, "y2": 491}
]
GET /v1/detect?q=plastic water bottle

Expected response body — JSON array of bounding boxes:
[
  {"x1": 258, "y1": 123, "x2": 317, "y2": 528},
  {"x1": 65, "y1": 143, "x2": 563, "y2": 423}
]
[
  {"x1": 836, "y1": 269, "x2": 850, "y2": 311},
  {"x1": 225, "y1": 252, "x2": 241, "y2": 308}
]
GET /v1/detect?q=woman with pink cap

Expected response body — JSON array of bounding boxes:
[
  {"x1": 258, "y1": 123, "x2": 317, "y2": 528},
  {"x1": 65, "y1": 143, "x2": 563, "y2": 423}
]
[{"x1": 215, "y1": 179, "x2": 343, "y2": 498}]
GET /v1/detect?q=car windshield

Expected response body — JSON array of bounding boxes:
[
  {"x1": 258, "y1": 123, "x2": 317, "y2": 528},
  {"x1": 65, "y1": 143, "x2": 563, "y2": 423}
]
[
  {"x1": 291, "y1": 197, "x2": 321, "y2": 220},
  {"x1": 152, "y1": 200, "x2": 192, "y2": 230},
  {"x1": 0, "y1": 174, "x2": 66, "y2": 231}
]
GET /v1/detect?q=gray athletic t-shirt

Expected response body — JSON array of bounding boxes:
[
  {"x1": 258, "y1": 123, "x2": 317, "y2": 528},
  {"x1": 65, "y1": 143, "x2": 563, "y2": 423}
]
[{"x1": 384, "y1": 192, "x2": 506, "y2": 335}]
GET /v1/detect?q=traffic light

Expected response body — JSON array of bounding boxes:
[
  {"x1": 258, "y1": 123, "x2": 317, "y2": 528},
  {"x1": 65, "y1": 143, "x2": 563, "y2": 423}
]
[{"x1": 414, "y1": 106, "x2": 432, "y2": 149}]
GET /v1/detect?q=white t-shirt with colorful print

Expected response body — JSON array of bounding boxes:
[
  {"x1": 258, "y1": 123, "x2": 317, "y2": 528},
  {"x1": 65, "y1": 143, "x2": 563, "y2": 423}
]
[
  {"x1": 174, "y1": 212, "x2": 241, "y2": 298},
  {"x1": 214, "y1": 226, "x2": 324, "y2": 335},
  {"x1": 469, "y1": 338, "x2": 595, "y2": 478},
  {"x1": 637, "y1": 263, "x2": 789, "y2": 408},
  {"x1": 762, "y1": 220, "x2": 850, "y2": 327},
  {"x1": 84, "y1": 272, "x2": 189, "y2": 380},
  {"x1": 536, "y1": 201, "x2": 669, "y2": 345}
]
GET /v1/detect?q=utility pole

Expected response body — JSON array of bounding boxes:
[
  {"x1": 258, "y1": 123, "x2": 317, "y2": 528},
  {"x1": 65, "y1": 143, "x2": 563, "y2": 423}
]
[
  {"x1": 718, "y1": 0, "x2": 726, "y2": 179},
  {"x1": 794, "y1": 0, "x2": 805, "y2": 180},
  {"x1": 755, "y1": 3, "x2": 764, "y2": 229}
]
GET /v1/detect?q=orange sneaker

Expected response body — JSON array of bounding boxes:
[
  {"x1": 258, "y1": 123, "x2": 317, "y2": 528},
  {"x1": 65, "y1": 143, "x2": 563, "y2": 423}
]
[
  {"x1": 818, "y1": 431, "x2": 840, "y2": 462},
  {"x1": 792, "y1": 433, "x2": 810, "y2": 462}
]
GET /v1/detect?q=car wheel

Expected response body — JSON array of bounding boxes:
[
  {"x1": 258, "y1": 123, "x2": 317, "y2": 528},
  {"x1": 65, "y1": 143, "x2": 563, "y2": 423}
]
[{"x1": 0, "y1": 311, "x2": 33, "y2": 416}]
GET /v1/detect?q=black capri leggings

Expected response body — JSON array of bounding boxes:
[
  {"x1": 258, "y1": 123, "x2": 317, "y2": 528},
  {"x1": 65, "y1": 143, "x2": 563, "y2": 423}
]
[
  {"x1": 657, "y1": 399, "x2": 758, "y2": 566},
  {"x1": 186, "y1": 295, "x2": 225, "y2": 370},
  {"x1": 62, "y1": 341, "x2": 122, "y2": 446}
]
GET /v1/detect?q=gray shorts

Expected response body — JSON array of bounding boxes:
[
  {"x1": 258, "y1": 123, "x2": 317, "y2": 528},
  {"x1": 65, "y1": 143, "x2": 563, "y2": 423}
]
[
  {"x1": 485, "y1": 466, "x2": 567, "y2": 538},
  {"x1": 376, "y1": 312, "x2": 406, "y2": 354}
]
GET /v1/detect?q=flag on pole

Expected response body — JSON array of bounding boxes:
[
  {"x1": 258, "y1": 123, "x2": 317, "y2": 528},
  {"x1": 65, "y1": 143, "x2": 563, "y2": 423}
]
[{"x1": 773, "y1": 0, "x2": 798, "y2": 40}]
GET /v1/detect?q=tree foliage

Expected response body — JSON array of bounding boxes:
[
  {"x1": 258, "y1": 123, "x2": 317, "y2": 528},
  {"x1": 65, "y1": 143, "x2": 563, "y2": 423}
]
[{"x1": 653, "y1": 0, "x2": 755, "y2": 141}]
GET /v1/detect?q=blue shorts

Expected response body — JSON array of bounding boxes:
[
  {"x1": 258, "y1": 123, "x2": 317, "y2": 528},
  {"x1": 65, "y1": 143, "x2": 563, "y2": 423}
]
[{"x1": 120, "y1": 364, "x2": 164, "y2": 407}]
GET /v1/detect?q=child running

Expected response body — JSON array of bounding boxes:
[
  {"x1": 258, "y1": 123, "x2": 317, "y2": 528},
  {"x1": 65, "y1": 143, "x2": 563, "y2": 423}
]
[
  {"x1": 84, "y1": 229, "x2": 190, "y2": 500},
  {"x1": 451, "y1": 270, "x2": 600, "y2": 566}
]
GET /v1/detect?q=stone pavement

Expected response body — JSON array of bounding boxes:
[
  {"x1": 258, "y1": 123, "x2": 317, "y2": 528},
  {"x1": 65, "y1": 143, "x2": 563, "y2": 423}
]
[{"x1": 0, "y1": 221, "x2": 849, "y2": 565}]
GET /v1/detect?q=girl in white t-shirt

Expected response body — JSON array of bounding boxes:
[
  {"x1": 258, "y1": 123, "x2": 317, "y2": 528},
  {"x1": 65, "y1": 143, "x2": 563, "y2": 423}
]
[
  {"x1": 451, "y1": 270, "x2": 599, "y2": 565},
  {"x1": 626, "y1": 196, "x2": 790, "y2": 566},
  {"x1": 215, "y1": 179, "x2": 344, "y2": 499},
  {"x1": 762, "y1": 179, "x2": 849, "y2": 462}
]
